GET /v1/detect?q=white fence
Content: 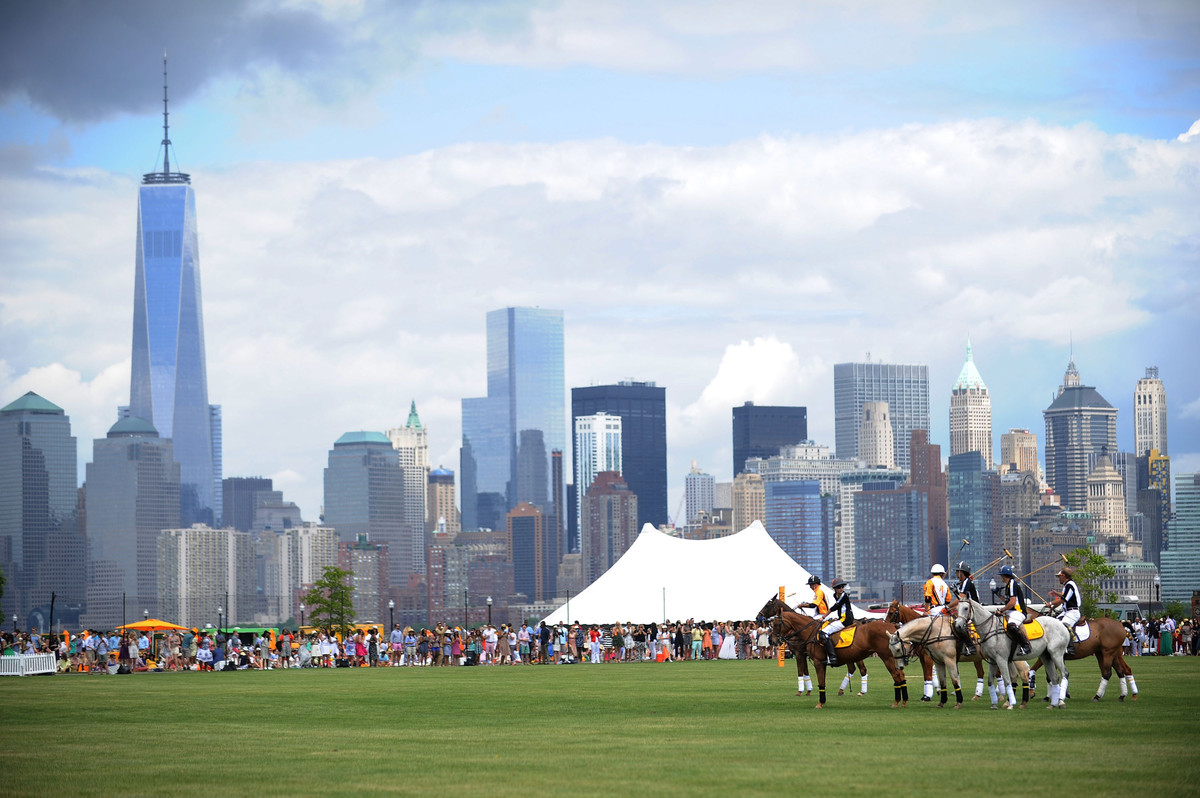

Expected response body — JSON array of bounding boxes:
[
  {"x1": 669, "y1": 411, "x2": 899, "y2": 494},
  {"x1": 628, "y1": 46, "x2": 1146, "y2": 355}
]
[{"x1": 0, "y1": 653, "x2": 57, "y2": 676}]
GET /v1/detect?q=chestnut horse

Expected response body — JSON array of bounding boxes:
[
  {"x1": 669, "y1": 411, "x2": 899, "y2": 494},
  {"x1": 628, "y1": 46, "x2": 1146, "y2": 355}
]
[
  {"x1": 1025, "y1": 607, "x2": 1138, "y2": 702},
  {"x1": 758, "y1": 596, "x2": 908, "y2": 709},
  {"x1": 762, "y1": 604, "x2": 869, "y2": 698}
]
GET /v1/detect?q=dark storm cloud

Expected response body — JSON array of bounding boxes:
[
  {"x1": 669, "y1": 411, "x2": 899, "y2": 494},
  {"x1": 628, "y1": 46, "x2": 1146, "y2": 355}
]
[{"x1": 0, "y1": 0, "x2": 358, "y2": 122}]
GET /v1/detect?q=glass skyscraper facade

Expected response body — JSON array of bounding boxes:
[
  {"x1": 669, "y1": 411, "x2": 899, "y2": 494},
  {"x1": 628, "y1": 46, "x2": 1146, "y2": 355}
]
[
  {"x1": 461, "y1": 307, "x2": 565, "y2": 531},
  {"x1": 948, "y1": 451, "x2": 1001, "y2": 569},
  {"x1": 129, "y1": 170, "x2": 221, "y2": 526},
  {"x1": 833, "y1": 362, "x2": 929, "y2": 471},
  {"x1": 732, "y1": 402, "x2": 807, "y2": 478},
  {"x1": 764, "y1": 480, "x2": 832, "y2": 575},
  {"x1": 571, "y1": 381, "x2": 667, "y2": 546}
]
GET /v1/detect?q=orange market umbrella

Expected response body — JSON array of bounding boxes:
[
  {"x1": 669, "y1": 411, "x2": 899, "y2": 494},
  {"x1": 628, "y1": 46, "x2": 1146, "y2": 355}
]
[{"x1": 115, "y1": 618, "x2": 189, "y2": 632}]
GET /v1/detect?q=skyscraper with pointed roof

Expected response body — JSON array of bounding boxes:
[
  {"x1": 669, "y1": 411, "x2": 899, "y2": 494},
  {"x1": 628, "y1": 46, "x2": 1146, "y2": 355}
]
[
  {"x1": 127, "y1": 56, "x2": 221, "y2": 527},
  {"x1": 949, "y1": 338, "x2": 993, "y2": 467},
  {"x1": 385, "y1": 401, "x2": 429, "y2": 580},
  {"x1": 1134, "y1": 366, "x2": 1168, "y2": 457},
  {"x1": 1044, "y1": 358, "x2": 1117, "y2": 512}
]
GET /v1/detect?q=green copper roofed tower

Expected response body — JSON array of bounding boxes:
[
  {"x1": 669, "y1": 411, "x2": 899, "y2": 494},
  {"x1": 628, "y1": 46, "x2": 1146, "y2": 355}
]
[{"x1": 127, "y1": 55, "x2": 221, "y2": 526}]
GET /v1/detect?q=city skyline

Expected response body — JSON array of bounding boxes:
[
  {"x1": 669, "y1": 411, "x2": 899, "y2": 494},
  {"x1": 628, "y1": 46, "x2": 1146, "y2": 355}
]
[{"x1": 2, "y1": 2, "x2": 1198, "y2": 522}]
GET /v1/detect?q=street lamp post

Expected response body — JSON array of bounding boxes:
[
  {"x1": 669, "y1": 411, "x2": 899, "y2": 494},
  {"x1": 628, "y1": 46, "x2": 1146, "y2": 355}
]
[
  {"x1": 217, "y1": 606, "x2": 223, "y2": 638},
  {"x1": 1153, "y1": 575, "x2": 1161, "y2": 619},
  {"x1": 299, "y1": 602, "x2": 305, "y2": 630},
  {"x1": 388, "y1": 599, "x2": 395, "y2": 632},
  {"x1": 11, "y1": 614, "x2": 16, "y2": 632},
  {"x1": 487, "y1": 596, "x2": 492, "y2": 626},
  {"x1": 989, "y1": 579, "x2": 998, "y2": 603},
  {"x1": 464, "y1": 589, "x2": 468, "y2": 628}
]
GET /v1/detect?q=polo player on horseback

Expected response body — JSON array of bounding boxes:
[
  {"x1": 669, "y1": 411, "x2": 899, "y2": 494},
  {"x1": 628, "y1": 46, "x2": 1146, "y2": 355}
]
[
  {"x1": 996, "y1": 565, "x2": 1031, "y2": 659},
  {"x1": 819, "y1": 579, "x2": 854, "y2": 664},
  {"x1": 923, "y1": 564, "x2": 952, "y2": 616},
  {"x1": 954, "y1": 561, "x2": 979, "y2": 603},
  {"x1": 1046, "y1": 566, "x2": 1082, "y2": 654},
  {"x1": 797, "y1": 575, "x2": 828, "y2": 617}
]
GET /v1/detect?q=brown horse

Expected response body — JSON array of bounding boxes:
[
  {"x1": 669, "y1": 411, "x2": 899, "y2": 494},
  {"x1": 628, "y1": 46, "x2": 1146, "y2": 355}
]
[
  {"x1": 1025, "y1": 608, "x2": 1138, "y2": 702},
  {"x1": 760, "y1": 601, "x2": 869, "y2": 697},
  {"x1": 758, "y1": 596, "x2": 908, "y2": 709},
  {"x1": 886, "y1": 600, "x2": 1032, "y2": 707}
]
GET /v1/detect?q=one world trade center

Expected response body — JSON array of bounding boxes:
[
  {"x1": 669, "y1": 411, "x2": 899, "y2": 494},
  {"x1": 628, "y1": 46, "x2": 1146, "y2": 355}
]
[{"x1": 127, "y1": 57, "x2": 222, "y2": 525}]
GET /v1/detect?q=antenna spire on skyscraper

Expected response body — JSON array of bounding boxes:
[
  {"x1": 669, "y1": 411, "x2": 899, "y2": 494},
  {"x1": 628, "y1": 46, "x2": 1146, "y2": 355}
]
[{"x1": 144, "y1": 51, "x2": 190, "y2": 185}]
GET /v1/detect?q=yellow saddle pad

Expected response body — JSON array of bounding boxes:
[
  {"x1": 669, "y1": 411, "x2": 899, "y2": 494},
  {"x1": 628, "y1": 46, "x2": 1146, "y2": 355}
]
[
  {"x1": 1022, "y1": 618, "x2": 1045, "y2": 640},
  {"x1": 833, "y1": 627, "x2": 856, "y2": 648}
]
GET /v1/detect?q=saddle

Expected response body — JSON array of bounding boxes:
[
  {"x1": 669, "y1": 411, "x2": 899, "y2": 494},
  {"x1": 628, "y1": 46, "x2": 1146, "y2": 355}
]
[
  {"x1": 1021, "y1": 618, "x2": 1045, "y2": 641},
  {"x1": 830, "y1": 627, "x2": 856, "y2": 649}
]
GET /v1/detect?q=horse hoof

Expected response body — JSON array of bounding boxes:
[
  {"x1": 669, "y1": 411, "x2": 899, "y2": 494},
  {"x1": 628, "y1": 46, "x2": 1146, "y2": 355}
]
[
  {"x1": 838, "y1": 690, "x2": 845, "y2": 696},
  {"x1": 971, "y1": 695, "x2": 980, "y2": 702},
  {"x1": 920, "y1": 697, "x2": 931, "y2": 702},
  {"x1": 953, "y1": 703, "x2": 963, "y2": 709},
  {"x1": 1043, "y1": 696, "x2": 1050, "y2": 702},
  {"x1": 937, "y1": 703, "x2": 946, "y2": 709},
  {"x1": 989, "y1": 705, "x2": 998, "y2": 710},
  {"x1": 857, "y1": 692, "x2": 866, "y2": 697},
  {"x1": 1006, "y1": 706, "x2": 1013, "y2": 711},
  {"x1": 815, "y1": 704, "x2": 824, "y2": 710},
  {"x1": 1131, "y1": 694, "x2": 1139, "y2": 701},
  {"x1": 1046, "y1": 704, "x2": 1058, "y2": 710}
]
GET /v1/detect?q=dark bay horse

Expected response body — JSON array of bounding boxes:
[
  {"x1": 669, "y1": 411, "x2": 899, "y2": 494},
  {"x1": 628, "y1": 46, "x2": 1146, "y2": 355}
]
[
  {"x1": 758, "y1": 596, "x2": 908, "y2": 709},
  {"x1": 1025, "y1": 607, "x2": 1138, "y2": 702},
  {"x1": 760, "y1": 599, "x2": 869, "y2": 697}
]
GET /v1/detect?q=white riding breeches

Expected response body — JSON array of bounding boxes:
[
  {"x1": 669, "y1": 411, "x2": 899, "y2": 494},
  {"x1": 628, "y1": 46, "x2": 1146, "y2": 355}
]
[
  {"x1": 823, "y1": 620, "x2": 845, "y2": 638},
  {"x1": 929, "y1": 605, "x2": 947, "y2": 617},
  {"x1": 1060, "y1": 609, "x2": 1081, "y2": 631},
  {"x1": 1004, "y1": 610, "x2": 1025, "y2": 627}
]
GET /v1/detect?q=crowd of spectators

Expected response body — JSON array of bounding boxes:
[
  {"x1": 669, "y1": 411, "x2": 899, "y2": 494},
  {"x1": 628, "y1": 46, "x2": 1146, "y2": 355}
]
[{"x1": 1126, "y1": 616, "x2": 1197, "y2": 657}]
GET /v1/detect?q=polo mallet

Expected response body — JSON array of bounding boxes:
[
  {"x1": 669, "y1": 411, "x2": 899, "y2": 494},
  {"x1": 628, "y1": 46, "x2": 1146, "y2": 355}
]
[{"x1": 952, "y1": 538, "x2": 970, "y2": 562}]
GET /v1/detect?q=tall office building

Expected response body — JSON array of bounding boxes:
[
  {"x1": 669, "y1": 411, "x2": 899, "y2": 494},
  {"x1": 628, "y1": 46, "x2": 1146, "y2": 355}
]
[
  {"x1": 1134, "y1": 367, "x2": 1168, "y2": 457},
  {"x1": 949, "y1": 339, "x2": 993, "y2": 467},
  {"x1": 427, "y1": 467, "x2": 460, "y2": 535},
  {"x1": 573, "y1": 412, "x2": 622, "y2": 545},
  {"x1": 948, "y1": 451, "x2": 1001, "y2": 570},
  {"x1": 731, "y1": 402, "x2": 807, "y2": 477},
  {"x1": 858, "y1": 402, "x2": 896, "y2": 468},
  {"x1": 1136, "y1": 450, "x2": 1171, "y2": 568},
  {"x1": 222, "y1": 477, "x2": 274, "y2": 533},
  {"x1": 157, "y1": 524, "x2": 253, "y2": 628},
  {"x1": 1043, "y1": 359, "x2": 1118, "y2": 512},
  {"x1": 461, "y1": 307, "x2": 565, "y2": 531},
  {"x1": 1087, "y1": 453, "x2": 1136, "y2": 559},
  {"x1": 324, "y1": 432, "x2": 416, "y2": 588},
  {"x1": 507, "y1": 502, "x2": 557, "y2": 602},
  {"x1": 338, "y1": 534, "x2": 390, "y2": 624},
  {"x1": 571, "y1": 381, "x2": 667, "y2": 542},
  {"x1": 764, "y1": 480, "x2": 832, "y2": 575},
  {"x1": 743, "y1": 442, "x2": 858, "y2": 496},
  {"x1": 386, "y1": 401, "x2": 430, "y2": 578},
  {"x1": 0, "y1": 392, "x2": 83, "y2": 617},
  {"x1": 837, "y1": 466, "x2": 908, "y2": 581},
  {"x1": 1160, "y1": 472, "x2": 1199, "y2": 603},
  {"x1": 83, "y1": 417, "x2": 180, "y2": 626},
  {"x1": 684, "y1": 461, "x2": 715, "y2": 526},
  {"x1": 128, "y1": 59, "x2": 221, "y2": 527},
  {"x1": 854, "y1": 484, "x2": 929, "y2": 598},
  {"x1": 907, "y1": 430, "x2": 948, "y2": 567},
  {"x1": 731, "y1": 472, "x2": 766, "y2": 533},
  {"x1": 1000, "y1": 429, "x2": 1040, "y2": 480},
  {"x1": 833, "y1": 361, "x2": 929, "y2": 471},
  {"x1": 287, "y1": 523, "x2": 339, "y2": 589},
  {"x1": 580, "y1": 472, "x2": 639, "y2": 583}
]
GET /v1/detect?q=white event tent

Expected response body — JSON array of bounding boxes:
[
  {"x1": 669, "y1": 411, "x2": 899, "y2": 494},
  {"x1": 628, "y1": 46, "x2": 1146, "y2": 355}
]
[{"x1": 543, "y1": 521, "x2": 833, "y2": 625}]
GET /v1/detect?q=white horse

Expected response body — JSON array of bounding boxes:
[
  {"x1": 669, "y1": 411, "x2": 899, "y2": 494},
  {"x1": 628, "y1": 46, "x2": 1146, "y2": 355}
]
[
  {"x1": 888, "y1": 615, "x2": 964, "y2": 708},
  {"x1": 955, "y1": 599, "x2": 1069, "y2": 709}
]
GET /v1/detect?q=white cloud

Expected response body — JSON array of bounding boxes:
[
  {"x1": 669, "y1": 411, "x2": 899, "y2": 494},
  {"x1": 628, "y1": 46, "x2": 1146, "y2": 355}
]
[
  {"x1": 2, "y1": 117, "x2": 1197, "y2": 516},
  {"x1": 1177, "y1": 119, "x2": 1200, "y2": 143},
  {"x1": 1181, "y1": 396, "x2": 1200, "y2": 420}
]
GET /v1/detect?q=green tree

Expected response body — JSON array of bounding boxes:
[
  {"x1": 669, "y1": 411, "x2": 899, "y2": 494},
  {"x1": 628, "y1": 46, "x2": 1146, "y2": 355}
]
[
  {"x1": 302, "y1": 566, "x2": 355, "y2": 636},
  {"x1": 1063, "y1": 548, "x2": 1116, "y2": 618}
]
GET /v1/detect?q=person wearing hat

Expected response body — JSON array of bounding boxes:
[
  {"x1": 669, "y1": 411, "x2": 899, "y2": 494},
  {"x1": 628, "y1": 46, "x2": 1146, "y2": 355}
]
[
  {"x1": 954, "y1": 562, "x2": 979, "y2": 603},
  {"x1": 996, "y1": 565, "x2": 1030, "y2": 658},
  {"x1": 820, "y1": 580, "x2": 854, "y2": 665},
  {"x1": 797, "y1": 575, "x2": 828, "y2": 618},
  {"x1": 923, "y1": 564, "x2": 952, "y2": 617},
  {"x1": 1047, "y1": 566, "x2": 1082, "y2": 650}
]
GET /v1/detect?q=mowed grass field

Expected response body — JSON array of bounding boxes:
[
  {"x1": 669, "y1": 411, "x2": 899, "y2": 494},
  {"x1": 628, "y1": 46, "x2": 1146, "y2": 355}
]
[{"x1": 2, "y1": 655, "x2": 1198, "y2": 797}]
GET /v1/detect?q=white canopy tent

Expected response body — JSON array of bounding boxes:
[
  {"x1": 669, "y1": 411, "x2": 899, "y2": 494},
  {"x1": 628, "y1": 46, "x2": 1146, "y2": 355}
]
[{"x1": 543, "y1": 521, "x2": 833, "y2": 625}]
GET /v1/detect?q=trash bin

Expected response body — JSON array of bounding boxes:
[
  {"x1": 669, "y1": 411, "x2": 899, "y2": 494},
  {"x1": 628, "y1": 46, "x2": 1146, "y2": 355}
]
[{"x1": 1160, "y1": 630, "x2": 1172, "y2": 655}]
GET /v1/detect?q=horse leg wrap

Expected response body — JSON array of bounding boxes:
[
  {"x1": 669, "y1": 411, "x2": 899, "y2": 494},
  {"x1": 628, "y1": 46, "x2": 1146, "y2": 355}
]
[
  {"x1": 988, "y1": 684, "x2": 998, "y2": 705},
  {"x1": 818, "y1": 687, "x2": 827, "y2": 705},
  {"x1": 901, "y1": 681, "x2": 909, "y2": 703},
  {"x1": 1061, "y1": 676, "x2": 1068, "y2": 701},
  {"x1": 840, "y1": 674, "x2": 852, "y2": 693},
  {"x1": 955, "y1": 687, "x2": 964, "y2": 704},
  {"x1": 1022, "y1": 682, "x2": 1029, "y2": 705},
  {"x1": 1127, "y1": 675, "x2": 1138, "y2": 696},
  {"x1": 860, "y1": 673, "x2": 868, "y2": 694},
  {"x1": 1028, "y1": 670, "x2": 1037, "y2": 692},
  {"x1": 798, "y1": 676, "x2": 804, "y2": 693},
  {"x1": 1117, "y1": 676, "x2": 1127, "y2": 698},
  {"x1": 975, "y1": 677, "x2": 985, "y2": 697},
  {"x1": 1097, "y1": 677, "x2": 1108, "y2": 699},
  {"x1": 933, "y1": 671, "x2": 941, "y2": 691},
  {"x1": 805, "y1": 675, "x2": 813, "y2": 693},
  {"x1": 923, "y1": 680, "x2": 933, "y2": 699},
  {"x1": 894, "y1": 683, "x2": 902, "y2": 703},
  {"x1": 1006, "y1": 684, "x2": 1017, "y2": 706},
  {"x1": 940, "y1": 688, "x2": 948, "y2": 705},
  {"x1": 1049, "y1": 682, "x2": 1059, "y2": 706}
]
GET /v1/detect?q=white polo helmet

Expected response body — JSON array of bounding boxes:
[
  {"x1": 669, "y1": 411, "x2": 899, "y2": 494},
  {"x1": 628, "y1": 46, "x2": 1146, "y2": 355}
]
[{"x1": 930, "y1": 564, "x2": 946, "y2": 575}]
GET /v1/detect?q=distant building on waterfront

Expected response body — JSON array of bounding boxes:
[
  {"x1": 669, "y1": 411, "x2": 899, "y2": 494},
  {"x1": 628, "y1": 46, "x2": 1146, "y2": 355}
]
[
  {"x1": 949, "y1": 339, "x2": 993, "y2": 468},
  {"x1": 833, "y1": 361, "x2": 929, "y2": 471},
  {"x1": 732, "y1": 402, "x2": 807, "y2": 477}
]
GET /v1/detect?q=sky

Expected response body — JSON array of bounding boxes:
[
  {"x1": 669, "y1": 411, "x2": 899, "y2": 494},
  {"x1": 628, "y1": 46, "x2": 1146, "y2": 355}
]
[{"x1": 2, "y1": 0, "x2": 1199, "y2": 523}]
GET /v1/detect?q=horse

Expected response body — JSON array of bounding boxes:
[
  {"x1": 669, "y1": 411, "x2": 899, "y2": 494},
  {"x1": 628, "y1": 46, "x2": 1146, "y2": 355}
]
[
  {"x1": 885, "y1": 600, "x2": 1029, "y2": 706},
  {"x1": 955, "y1": 598, "x2": 1069, "y2": 709},
  {"x1": 888, "y1": 614, "x2": 964, "y2": 708},
  {"x1": 1025, "y1": 606, "x2": 1139, "y2": 702},
  {"x1": 760, "y1": 598, "x2": 870, "y2": 697},
  {"x1": 759, "y1": 596, "x2": 909, "y2": 709}
]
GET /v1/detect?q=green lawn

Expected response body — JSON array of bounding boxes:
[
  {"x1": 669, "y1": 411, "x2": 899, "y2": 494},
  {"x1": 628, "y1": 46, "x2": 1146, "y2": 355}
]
[{"x1": 1, "y1": 656, "x2": 1197, "y2": 797}]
